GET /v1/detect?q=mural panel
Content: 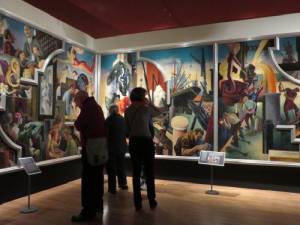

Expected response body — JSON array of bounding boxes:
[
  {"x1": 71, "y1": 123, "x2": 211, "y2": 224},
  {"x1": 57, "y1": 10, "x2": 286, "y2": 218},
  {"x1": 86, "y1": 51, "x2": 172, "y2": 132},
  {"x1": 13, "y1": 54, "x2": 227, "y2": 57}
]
[
  {"x1": 100, "y1": 46, "x2": 214, "y2": 157},
  {"x1": 0, "y1": 13, "x2": 96, "y2": 169}
]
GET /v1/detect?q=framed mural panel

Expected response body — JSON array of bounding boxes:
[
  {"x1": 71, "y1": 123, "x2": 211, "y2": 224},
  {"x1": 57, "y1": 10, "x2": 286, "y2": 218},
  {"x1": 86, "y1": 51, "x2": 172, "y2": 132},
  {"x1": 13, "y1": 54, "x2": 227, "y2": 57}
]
[
  {"x1": 100, "y1": 46, "x2": 214, "y2": 157},
  {"x1": 57, "y1": 43, "x2": 96, "y2": 121},
  {"x1": 0, "y1": 11, "x2": 95, "y2": 170},
  {"x1": 138, "y1": 46, "x2": 214, "y2": 157}
]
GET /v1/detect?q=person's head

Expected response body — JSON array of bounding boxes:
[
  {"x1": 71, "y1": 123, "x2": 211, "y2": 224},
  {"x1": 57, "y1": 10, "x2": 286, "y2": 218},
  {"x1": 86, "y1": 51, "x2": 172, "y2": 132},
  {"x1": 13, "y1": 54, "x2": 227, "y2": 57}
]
[
  {"x1": 109, "y1": 104, "x2": 119, "y2": 115},
  {"x1": 53, "y1": 118, "x2": 63, "y2": 130},
  {"x1": 63, "y1": 127, "x2": 72, "y2": 140},
  {"x1": 12, "y1": 112, "x2": 22, "y2": 125},
  {"x1": 74, "y1": 90, "x2": 88, "y2": 108},
  {"x1": 194, "y1": 128, "x2": 204, "y2": 141},
  {"x1": 18, "y1": 51, "x2": 27, "y2": 61},
  {"x1": 72, "y1": 70, "x2": 78, "y2": 77},
  {"x1": 242, "y1": 95, "x2": 249, "y2": 103},
  {"x1": 4, "y1": 29, "x2": 13, "y2": 41},
  {"x1": 32, "y1": 46, "x2": 40, "y2": 55},
  {"x1": 24, "y1": 25, "x2": 32, "y2": 38},
  {"x1": 130, "y1": 87, "x2": 146, "y2": 102}
]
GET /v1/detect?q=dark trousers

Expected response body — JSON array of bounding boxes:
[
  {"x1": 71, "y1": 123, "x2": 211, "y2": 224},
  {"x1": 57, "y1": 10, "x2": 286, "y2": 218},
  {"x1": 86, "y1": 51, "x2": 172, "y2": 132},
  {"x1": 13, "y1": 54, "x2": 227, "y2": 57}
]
[
  {"x1": 106, "y1": 151, "x2": 127, "y2": 191},
  {"x1": 81, "y1": 152, "x2": 104, "y2": 217},
  {"x1": 129, "y1": 137, "x2": 156, "y2": 207}
]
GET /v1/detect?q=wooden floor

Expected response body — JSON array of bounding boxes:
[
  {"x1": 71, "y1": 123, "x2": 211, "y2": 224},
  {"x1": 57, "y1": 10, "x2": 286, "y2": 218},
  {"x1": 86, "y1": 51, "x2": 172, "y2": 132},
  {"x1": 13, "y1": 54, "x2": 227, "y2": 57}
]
[{"x1": 0, "y1": 178, "x2": 300, "y2": 225}]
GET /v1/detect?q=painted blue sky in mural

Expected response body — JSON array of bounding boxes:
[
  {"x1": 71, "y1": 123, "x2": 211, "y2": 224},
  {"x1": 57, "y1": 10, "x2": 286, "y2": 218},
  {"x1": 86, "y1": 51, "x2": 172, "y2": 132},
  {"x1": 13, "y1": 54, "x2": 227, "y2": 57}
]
[
  {"x1": 64, "y1": 43, "x2": 95, "y2": 66},
  {"x1": 140, "y1": 45, "x2": 213, "y2": 66},
  {"x1": 218, "y1": 40, "x2": 273, "y2": 64},
  {"x1": 101, "y1": 54, "x2": 117, "y2": 71},
  {"x1": 5, "y1": 16, "x2": 26, "y2": 51},
  {"x1": 101, "y1": 53, "x2": 136, "y2": 71}
]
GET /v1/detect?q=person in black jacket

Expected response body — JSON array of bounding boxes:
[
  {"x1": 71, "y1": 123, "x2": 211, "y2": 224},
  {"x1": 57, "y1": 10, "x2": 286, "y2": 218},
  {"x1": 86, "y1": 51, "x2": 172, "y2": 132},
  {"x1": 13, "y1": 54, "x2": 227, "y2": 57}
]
[
  {"x1": 105, "y1": 104, "x2": 128, "y2": 193},
  {"x1": 72, "y1": 91, "x2": 106, "y2": 222},
  {"x1": 125, "y1": 87, "x2": 162, "y2": 211}
]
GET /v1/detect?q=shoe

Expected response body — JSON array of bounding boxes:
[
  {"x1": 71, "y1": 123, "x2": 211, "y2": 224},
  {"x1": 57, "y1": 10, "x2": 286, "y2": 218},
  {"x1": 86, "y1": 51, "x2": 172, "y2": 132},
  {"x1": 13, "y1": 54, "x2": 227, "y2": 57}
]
[
  {"x1": 71, "y1": 214, "x2": 95, "y2": 223},
  {"x1": 119, "y1": 185, "x2": 128, "y2": 190},
  {"x1": 149, "y1": 200, "x2": 157, "y2": 209}
]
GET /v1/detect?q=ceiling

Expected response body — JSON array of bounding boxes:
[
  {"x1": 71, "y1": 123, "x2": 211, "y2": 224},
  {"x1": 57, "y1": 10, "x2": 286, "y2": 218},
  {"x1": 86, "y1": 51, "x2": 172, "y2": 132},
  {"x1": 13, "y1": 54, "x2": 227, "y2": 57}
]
[{"x1": 24, "y1": 0, "x2": 300, "y2": 39}]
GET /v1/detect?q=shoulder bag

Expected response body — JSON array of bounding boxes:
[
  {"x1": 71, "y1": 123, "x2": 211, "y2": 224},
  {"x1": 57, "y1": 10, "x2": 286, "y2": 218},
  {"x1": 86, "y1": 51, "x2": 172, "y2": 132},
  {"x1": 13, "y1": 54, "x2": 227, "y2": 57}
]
[{"x1": 86, "y1": 137, "x2": 108, "y2": 166}]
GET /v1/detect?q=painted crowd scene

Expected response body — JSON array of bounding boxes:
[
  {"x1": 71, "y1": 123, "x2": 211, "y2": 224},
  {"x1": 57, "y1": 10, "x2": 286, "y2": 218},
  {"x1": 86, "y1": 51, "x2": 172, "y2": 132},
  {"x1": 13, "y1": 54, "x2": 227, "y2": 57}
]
[{"x1": 0, "y1": 13, "x2": 96, "y2": 169}]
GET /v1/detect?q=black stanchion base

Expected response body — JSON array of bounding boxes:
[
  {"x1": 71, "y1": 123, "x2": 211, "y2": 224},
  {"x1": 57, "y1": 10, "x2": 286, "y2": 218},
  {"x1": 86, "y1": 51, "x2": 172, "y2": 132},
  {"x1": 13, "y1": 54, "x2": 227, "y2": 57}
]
[
  {"x1": 20, "y1": 206, "x2": 38, "y2": 214},
  {"x1": 206, "y1": 190, "x2": 219, "y2": 195}
]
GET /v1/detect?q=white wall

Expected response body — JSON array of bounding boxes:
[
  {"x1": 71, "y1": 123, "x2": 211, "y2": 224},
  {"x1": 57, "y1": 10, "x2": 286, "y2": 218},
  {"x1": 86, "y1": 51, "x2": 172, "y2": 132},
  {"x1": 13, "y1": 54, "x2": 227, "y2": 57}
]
[
  {"x1": 94, "y1": 13, "x2": 300, "y2": 53},
  {"x1": 0, "y1": 0, "x2": 94, "y2": 50}
]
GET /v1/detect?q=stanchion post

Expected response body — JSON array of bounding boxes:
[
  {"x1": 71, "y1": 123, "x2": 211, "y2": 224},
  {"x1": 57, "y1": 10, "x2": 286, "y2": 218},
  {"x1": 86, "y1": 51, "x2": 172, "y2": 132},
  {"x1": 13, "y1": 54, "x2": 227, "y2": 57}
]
[{"x1": 205, "y1": 165, "x2": 219, "y2": 195}]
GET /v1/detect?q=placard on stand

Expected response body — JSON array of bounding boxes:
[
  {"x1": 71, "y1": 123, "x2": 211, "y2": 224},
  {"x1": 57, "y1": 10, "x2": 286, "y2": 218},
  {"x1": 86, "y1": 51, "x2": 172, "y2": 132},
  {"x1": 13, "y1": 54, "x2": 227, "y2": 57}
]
[
  {"x1": 198, "y1": 151, "x2": 225, "y2": 195},
  {"x1": 18, "y1": 157, "x2": 42, "y2": 214}
]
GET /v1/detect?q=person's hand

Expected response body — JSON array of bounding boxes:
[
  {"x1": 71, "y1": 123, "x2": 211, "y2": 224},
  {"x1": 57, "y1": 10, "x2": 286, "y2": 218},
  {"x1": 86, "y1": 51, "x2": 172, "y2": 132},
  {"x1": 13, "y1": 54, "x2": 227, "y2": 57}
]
[{"x1": 194, "y1": 143, "x2": 209, "y2": 151}]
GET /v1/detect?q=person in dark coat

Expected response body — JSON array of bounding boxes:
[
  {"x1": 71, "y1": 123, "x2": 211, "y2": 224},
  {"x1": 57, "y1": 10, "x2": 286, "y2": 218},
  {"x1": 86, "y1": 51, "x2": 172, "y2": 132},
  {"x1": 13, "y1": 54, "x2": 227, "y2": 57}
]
[
  {"x1": 105, "y1": 104, "x2": 128, "y2": 193},
  {"x1": 125, "y1": 87, "x2": 162, "y2": 211},
  {"x1": 72, "y1": 91, "x2": 106, "y2": 222}
]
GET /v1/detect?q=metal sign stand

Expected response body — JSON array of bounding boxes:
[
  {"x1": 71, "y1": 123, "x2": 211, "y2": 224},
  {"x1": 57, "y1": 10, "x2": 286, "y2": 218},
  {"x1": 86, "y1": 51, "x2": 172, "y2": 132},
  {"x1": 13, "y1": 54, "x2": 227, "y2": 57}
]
[
  {"x1": 20, "y1": 175, "x2": 38, "y2": 213},
  {"x1": 205, "y1": 165, "x2": 219, "y2": 195},
  {"x1": 18, "y1": 157, "x2": 41, "y2": 214},
  {"x1": 198, "y1": 151, "x2": 225, "y2": 195}
]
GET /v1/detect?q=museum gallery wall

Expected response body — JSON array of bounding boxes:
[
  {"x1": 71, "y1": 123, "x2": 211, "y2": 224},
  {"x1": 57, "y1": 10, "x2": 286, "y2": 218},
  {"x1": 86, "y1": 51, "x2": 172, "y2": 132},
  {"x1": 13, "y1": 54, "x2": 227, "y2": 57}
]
[
  {"x1": 2, "y1": 11, "x2": 300, "y2": 172},
  {"x1": 0, "y1": 13, "x2": 96, "y2": 169},
  {"x1": 101, "y1": 36, "x2": 300, "y2": 164}
]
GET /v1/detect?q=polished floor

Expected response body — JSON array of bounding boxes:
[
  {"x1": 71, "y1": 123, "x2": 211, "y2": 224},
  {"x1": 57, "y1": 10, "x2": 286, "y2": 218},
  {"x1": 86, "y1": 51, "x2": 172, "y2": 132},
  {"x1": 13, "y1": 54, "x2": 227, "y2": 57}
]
[{"x1": 0, "y1": 178, "x2": 300, "y2": 225}]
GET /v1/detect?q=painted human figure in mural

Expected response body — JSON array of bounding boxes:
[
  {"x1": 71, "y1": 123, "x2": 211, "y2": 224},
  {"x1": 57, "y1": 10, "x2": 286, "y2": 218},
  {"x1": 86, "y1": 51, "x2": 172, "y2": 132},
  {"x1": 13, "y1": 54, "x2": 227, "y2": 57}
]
[
  {"x1": 106, "y1": 53, "x2": 131, "y2": 114},
  {"x1": 46, "y1": 118, "x2": 65, "y2": 159},
  {"x1": 62, "y1": 83, "x2": 77, "y2": 116},
  {"x1": 3, "y1": 29, "x2": 17, "y2": 56},
  {"x1": 18, "y1": 50, "x2": 35, "y2": 79},
  {"x1": 40, "y1": 75, "x2": 52, "y2": 115},
  {"x1": 238, "y1": 95, "x2": 257, "y2": 132},
  {"x1": 219, "y1": 47, "x2": 250, "y2": 106},
  {"x1": 46, "y1": 129, "x2": 65, "y2": 159},
  {"x1": 62, "y1": 127, "x2": 78, "y2": 156},
  {"x1": 32, "y1": 46, "x2": 45, "y2": 68},
  {"x1": 68, "y1": 46, "x2": 94, "y2": 74},
  {"x1": 279, "y1": 82, "x2": 300, "y2": 123},
  {"x1": 0, "y1": 16, "x2": 8, "y2": 54},
  {"x1": 283, "y1": 41, "x2": 297, "y2": 64},
  {"x1": 23, "y1": 25, "x2": 43, "y2": 63},
  {"x1": 153, "y1": 128, "x2": 172, "y2": 155},
  {"x1": 173, "y1": 128, "x2": 210, "y2": 156},
  {"x1": 18, "y1": 121, "x2": 43, "y2": 160},
  {"x1": 8, "y1": 112, "x2": 23, "y2": 141}
]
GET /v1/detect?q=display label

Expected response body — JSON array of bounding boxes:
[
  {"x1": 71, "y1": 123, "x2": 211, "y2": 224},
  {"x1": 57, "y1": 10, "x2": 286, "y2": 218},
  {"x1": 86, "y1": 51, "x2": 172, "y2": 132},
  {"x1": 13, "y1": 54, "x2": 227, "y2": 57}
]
[
  {"x1": 198, "y1": 151, "x2": 225, "y2": 166},
  {"x1": 19, "y1": 157, "x2": 42, "y2": 175}
]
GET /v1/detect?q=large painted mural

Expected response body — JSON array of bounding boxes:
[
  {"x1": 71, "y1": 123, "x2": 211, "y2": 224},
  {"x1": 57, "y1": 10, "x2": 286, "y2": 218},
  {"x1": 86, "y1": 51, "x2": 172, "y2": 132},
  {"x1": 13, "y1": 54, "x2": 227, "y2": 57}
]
[
  {"x1": 2, "y1": 12, "x2": 300, "y2": 170},
  {"x1": 101, "y1": 45, "x2": 214, "y2": 156},
  {"x1": 101, "y1": 37, "x2": 300, "y2": 164},
  {"x1": 0, "y1": 13, "x2": 96, "y2": 169},
  {"x1": 218, "y1": 37, "x2": 300, "y2": 163}
]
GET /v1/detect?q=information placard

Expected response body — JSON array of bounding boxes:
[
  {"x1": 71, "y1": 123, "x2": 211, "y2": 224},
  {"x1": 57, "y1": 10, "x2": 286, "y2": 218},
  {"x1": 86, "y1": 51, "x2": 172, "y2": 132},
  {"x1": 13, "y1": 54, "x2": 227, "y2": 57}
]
[
  {"x1": 19, "y1": 157, "x2": 41, "y2": 175},
  {"x1": 198, "y1": 151, "x2": 225, "y2": 167}
]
